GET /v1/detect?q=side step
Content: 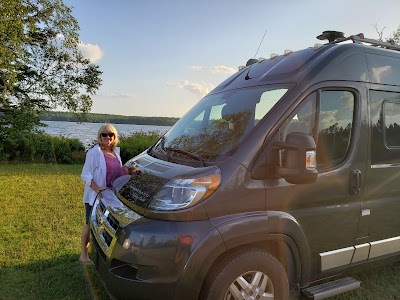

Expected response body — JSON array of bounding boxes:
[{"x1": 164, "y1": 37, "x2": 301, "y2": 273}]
[{"x1": 302, "y1": 277, "x2": 361, "y2": 300}]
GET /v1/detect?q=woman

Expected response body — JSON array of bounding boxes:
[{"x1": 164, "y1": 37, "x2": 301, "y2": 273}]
[{"x1": 79, "y1": 123, "x2": 138, "y2": 264}]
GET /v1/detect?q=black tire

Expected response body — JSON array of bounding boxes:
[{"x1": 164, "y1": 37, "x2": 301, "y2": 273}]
[{"x1": 202, "y1": 249, "x2": 289, "y2": 300}]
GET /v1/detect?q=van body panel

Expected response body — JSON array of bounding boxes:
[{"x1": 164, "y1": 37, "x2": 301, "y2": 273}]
[
  {"x1": 174, "y1": 227, "x2": 227, "y2": 300},
  {"x1": 202, "y1": 162, "x2": 266, "y2": 219}
]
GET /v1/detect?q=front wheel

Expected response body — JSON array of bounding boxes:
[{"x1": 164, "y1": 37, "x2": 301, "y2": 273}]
[{"x1": 202, "y1": 249, "x2": 289, "y2": 300}]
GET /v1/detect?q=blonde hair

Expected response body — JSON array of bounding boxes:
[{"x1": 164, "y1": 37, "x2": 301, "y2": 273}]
[{"x1": 97, "y1": 123, "x2": 119, "y2": 149}]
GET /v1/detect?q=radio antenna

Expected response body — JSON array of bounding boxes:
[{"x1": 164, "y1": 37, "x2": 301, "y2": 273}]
[
  {"x1": 254, "y1": 29, "x2": 268, "y2": 58},
  {"x1": 245, "y1": 29, "x2": 267, "y2": 80}
]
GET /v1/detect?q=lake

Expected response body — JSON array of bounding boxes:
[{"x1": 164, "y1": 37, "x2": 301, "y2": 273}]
[{"x1": 40, "y1": 120, "x2": 171, "y2": 148}]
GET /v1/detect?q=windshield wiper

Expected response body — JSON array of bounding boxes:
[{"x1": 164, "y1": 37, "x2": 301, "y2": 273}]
[
  {"x1": 149, "y1": 136, "x2": 167, "y2": 159},
  {"x1": 166, "y1": 147, "x2": 205, "y2": 167}
]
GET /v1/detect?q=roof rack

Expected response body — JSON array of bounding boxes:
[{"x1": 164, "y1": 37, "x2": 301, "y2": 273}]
[{"x1": 327, "y1": 32, "x2": 400, "y2": 52}]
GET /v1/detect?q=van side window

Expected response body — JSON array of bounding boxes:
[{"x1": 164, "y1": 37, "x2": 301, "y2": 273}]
[
  {"x1": 384, "y1": 101, "x2": 400, "y2": 148},
  {"x1": 370, "y1": 90, "x2": 400, "y2": 165},
  {"x1": 283, "y1": 93, "x2": 317, "y2": 138},
  {"x1": 255, "y1": 89, "x2": 288, "y2": 125},
  {"x1": 317, "y1": 91, "x2": 354, "y2": 169},
  {"x1": 281, "y1": 90, "x2": 355, "y2": 170}
]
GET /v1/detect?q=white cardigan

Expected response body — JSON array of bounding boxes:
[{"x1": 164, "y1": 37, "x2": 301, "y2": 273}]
[{"x1": 81, "y1": 144, "x2": 123, "y2": 205}]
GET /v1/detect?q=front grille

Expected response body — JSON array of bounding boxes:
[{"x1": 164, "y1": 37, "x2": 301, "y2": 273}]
[
  {"x1": 107, "y1": 213, "x2": 119, "y2": 231},
  {"x1": 99, "y1": 200, "x2": 106, "y2": 213},
  {"x1": 91, "y1": 230, "x2": 106, "y2": 262},
  {"x1": 102, "y1": 229, "x2": 113, "y2": 247},
  {"x1": 92, "y1": 199, "x2": 120, "y2": 257},
  {"x1": 98, "y1": 199, "x2": 120, "y2": 232}
]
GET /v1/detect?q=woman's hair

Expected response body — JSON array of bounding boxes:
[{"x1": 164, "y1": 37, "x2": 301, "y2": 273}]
[{"x1": 97, "y1": 123, "x2": 119, "y2": 149}]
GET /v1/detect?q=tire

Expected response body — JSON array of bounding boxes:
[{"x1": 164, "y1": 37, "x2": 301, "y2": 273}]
[{"x1": 202, "y1": 249, "x2": 289, "y2": 300}]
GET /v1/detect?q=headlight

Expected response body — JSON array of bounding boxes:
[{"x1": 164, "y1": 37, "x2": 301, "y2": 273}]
[{"x1": 148, "y1": 168, "x2": 221, "y2": 211}]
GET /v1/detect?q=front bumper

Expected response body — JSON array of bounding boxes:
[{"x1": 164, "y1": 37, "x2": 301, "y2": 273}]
[{"x1": 89, "y1": 199, "x2": 215, "y2": 300}]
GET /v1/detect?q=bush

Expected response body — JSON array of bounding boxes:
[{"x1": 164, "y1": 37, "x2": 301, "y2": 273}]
[
  {"x1": 0, "y1": 131, "x2": 86, "y2": 164},
  {"x1": 0, "y1": 130, "x2": 161, "y2": 164},
  {"x1": 119, "y1": 131, "x2": 161, "y2": 163}
]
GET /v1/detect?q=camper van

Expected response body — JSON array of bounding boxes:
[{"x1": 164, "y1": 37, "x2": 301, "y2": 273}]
[{"x1": 89, "y1": 31, "x2": 400, "y2": 300}]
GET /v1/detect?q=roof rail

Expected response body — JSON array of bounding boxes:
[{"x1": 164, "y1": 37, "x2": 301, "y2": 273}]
[{"x1": 329, "y1": 33, "x2": 400, "y2": 51}]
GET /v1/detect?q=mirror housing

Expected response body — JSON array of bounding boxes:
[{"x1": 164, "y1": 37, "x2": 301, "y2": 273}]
[{"x1": 273, "y1": 132, "x2": 318, "y2": 184}]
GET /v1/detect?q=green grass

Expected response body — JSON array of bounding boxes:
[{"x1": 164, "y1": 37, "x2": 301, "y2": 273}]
[
  {"x1": 1, "y1": 164, "x2": 400, "y2": 300},
  {"x1": 0, "y1": 164, "x2": 109, "y2": 300}
]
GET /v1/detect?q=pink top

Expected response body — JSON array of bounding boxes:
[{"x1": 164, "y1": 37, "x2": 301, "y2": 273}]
[{"x1": 104, "y1": 154, "x2": 126, "y2": 187}]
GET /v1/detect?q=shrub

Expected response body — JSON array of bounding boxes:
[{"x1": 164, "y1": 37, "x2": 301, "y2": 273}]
[
  {"x1": 0, "y1": 130, "x2": 161, "y2": 164},
  {"x1": 119, "y1": 131, "x2": 161, "y2": 163},
  {"x1": 0, "y1": 131, "x2": 86, "y2": 164}
]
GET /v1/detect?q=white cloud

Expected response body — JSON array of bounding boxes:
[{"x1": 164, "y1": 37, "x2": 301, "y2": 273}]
[
  {"x1": 191, "y1": 65, "x2": 236, "y2": 74},
  {"x1": 78, "y1": 42, "x2": 103, "y2": 62},
  {"x1": 52, "y1": 34, "x2": 103, "y2": 63},
  {"x1": 167, "y1": 80, "x2": 215, "y2": 97}
]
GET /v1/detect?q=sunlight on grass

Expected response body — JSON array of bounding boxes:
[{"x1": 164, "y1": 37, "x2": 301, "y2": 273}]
[{"x1": 0, "y1": 164, "x2": 109, "y2": 300}]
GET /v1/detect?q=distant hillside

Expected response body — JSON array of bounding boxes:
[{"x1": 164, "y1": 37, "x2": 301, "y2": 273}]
[{"x1": 39, "y1": 111, "x2": 179, "y2": 126}]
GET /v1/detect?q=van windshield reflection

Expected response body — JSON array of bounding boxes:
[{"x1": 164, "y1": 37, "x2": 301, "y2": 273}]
[{"x1": 151, "y1": 87, "x2": 288, "y2": 165}]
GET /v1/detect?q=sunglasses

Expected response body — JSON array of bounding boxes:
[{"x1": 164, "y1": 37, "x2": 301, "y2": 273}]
[{"x1": 101, "y1": 133, "x2": 115, "y2": 138}]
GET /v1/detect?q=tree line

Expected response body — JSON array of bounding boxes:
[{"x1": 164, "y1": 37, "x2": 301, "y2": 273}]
[{"x1": 39, "y1": 111, "x2": 179, "y2": 126}]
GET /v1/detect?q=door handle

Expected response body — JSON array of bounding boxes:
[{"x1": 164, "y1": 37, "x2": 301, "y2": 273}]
[{"x1": 350, "y1": 169, "x2": 361, "y2": 195}]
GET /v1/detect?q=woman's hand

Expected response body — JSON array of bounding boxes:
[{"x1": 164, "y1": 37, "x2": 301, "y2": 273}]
[
  {"x1": 96, "y1": 186, "x2": 107, "y2": 194},
  {"x1": 90, "y1": 180, "x2": 107, "y2": 194},
  {"x1": 126, "y1": 167, "x2": 141, "y2": 175}
]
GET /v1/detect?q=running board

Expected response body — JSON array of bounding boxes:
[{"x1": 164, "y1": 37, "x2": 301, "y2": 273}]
[{"x1": 302, "y1": 277, "x2": 361, "y2": 300}]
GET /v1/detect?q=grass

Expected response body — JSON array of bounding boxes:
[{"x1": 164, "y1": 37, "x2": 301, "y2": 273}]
[
  {"x1": 0, "y1": 164, "x2": 109, "y2": 300},
  {"x1": 1, "y1": 164, "x2": 400, "y2": 300}
]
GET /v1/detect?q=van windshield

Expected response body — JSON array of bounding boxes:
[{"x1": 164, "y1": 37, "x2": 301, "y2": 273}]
[{"x1": 150, "y1": 87, "x2": 288, "y2": 165}]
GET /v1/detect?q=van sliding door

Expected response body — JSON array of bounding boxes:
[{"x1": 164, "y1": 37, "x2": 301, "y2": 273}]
[{"x1": 360, "y1": 90, "x2": 400, "y2": 252}]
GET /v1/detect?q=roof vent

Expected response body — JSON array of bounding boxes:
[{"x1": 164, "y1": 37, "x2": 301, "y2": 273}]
[
  {"x1": 284, "y1": 49, "x2": 293, "y2": 56},
  {"x1": 270, "y1": 53, "x2": 278, "y2": 60},
  {"x1": 317, "y1": 31, "x2": 345, "y2": 43}
]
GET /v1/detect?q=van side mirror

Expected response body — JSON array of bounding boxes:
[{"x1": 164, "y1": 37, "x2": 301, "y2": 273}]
[{"x1": 273, "y1": 132, "x2": 318, "y2": 184}]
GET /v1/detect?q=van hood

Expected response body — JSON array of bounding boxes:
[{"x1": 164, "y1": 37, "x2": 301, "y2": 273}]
[{"x1": 116, "y1": 153, "x2": 197, "y2": 210}]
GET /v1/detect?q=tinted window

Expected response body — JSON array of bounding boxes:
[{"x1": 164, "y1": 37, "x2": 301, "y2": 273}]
[
  {"x1": 281, "y1": 90, "x2": 355, "y2": 170},
  {"x1": 384, "y1": 101, "x2": 400, "y2": 148},
  {"x1": 367, "y1": 53, "x2": 400, "y2": 86},
  {"x1": 370, "y1": 90, "x2": 400, "y2": 165},
  {"x1": 317, "y1": 91, "x2": 354, "y2": 168}
]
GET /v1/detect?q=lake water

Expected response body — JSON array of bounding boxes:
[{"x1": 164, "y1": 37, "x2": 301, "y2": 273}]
[{"x1": 40, "y1": 120, "x2": 171, "y2": 148}]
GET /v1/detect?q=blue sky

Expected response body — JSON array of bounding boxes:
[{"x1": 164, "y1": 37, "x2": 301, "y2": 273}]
[{"x1": 64, "y1": 0, "x2": 400, "y2": 118}]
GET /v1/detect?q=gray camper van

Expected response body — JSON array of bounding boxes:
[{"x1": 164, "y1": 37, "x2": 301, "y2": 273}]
[{"x1": 89, "y1": 31, "x2": 400, "y2": 300}]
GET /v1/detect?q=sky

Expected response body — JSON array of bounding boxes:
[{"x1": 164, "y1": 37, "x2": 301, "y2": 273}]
[{"x1": 63, "y1": 0, "x2": 400, "y2": 118}]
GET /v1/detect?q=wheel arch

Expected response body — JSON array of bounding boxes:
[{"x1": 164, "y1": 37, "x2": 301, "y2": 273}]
[{"x1": 173, "y1": 212, "x2": 311, "y2": 300}]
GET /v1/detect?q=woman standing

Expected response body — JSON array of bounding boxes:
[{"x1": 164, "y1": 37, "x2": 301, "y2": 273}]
[{"x1": 79, "y1": 123, "x2": 138, "y2": 264}]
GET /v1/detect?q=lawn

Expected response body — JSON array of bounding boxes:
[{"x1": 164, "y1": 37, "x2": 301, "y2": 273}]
[
  {"x1": 0, "y1": 164, "x2": 400, "y2": 300},
  {"x1": 0, "y1": 164, "x2": 109, "y2": 300}
]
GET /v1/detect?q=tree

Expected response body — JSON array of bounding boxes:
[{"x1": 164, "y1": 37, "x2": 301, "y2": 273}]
[
  {"x1": 388, "y1": 26, "x2": 400, "y2": 44},
  {"x1": 0, "y1": 0, "x2": 102, "y2": 134},
  {"x1": 372, "y1": 24, "x2": 400, "y2": 44}
]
